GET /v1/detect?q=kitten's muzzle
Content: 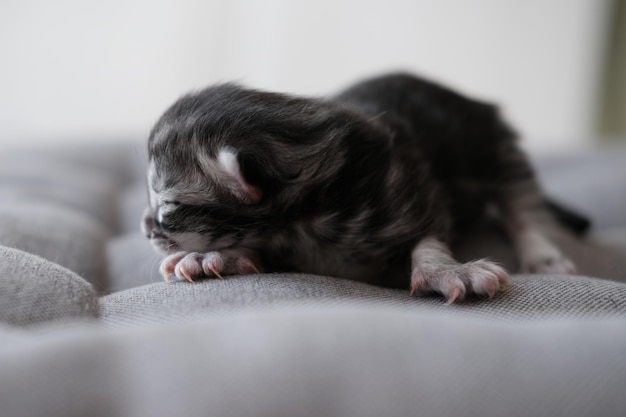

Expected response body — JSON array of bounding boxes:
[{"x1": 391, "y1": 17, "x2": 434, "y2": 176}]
[
  {"x1": 142, "y1": 207, "x2": 180, "y2": 254},
  {"x1": 141, "y1": 208, "x2": 157, "y2": 238},
  {"x1": 151, "y1": 236, "x2": 179, "y2": 254},
  {"x1": 141, "y1": 207, "x2": 174, "y2": 237},
  {"x1": 141, "y1": 207, "x2": 169, "y2": 239}
]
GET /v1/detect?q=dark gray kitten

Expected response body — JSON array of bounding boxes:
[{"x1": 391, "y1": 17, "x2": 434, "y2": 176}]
[{"x1": 142, "y1": 73, "x2": 577, "y2": 303}]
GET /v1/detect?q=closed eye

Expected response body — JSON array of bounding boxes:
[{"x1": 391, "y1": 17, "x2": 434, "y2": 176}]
[
  {"x1": 157, "y1": 200, "x2": 182, "y2": 224},
  {"x1": 162, "y1": 200, "x2": 181, "y2": 207}
]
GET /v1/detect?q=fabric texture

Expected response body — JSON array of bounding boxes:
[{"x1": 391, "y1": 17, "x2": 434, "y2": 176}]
[
  {"x1": 2, "y1": 310, "x2": 626, "y2": 417},
  {"x1": 1, "y1": 141, "x2": 626, "y2": 417},
  {"x1": 99, "y1": 273, "x2": 626, "y2": 327},
  {"x1": 0, "y1": 246, "x2": 98, "y2": 326}
]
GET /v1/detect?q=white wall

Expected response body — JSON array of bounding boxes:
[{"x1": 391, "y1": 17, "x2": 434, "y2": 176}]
[{"x1": 0, "y1": 0, "x2": 611, "y2": 150}]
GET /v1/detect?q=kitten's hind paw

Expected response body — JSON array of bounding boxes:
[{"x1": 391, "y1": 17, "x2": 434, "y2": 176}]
[
  {"x1": 521, "y1": 255, "x2": 577, "y2": 275},
  {"x1": 159, "y1": 250, "x2": 261, "y2": 282},
  {"x1": 516, "y1": 229, "x2": 577, "y2": 275},
  {"x1": 410, "y1": 259, "x2": 508, "y2": 303}
]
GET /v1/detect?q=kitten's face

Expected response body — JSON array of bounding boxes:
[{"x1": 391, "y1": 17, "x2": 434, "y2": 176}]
[{"x1": 142, "y1": 146, "x2": 262, "y2": 255}]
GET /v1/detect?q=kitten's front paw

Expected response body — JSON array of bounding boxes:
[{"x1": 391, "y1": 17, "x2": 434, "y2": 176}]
[
  {"x1": 159, "y1": 251, "x2": 260, "y2": 282},
  {"x1": 410, "y1": 259, "x2": 508, "y2": 304}
]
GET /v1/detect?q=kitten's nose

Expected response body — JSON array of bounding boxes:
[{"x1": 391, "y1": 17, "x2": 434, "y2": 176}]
[{"x1": 141, "y1": 207, "x2": 156, "y2": 238}]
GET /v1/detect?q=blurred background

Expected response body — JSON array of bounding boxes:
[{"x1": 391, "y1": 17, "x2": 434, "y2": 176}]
[{"x1": 0, "y1": 0, "x2": 624, "y2": 151}]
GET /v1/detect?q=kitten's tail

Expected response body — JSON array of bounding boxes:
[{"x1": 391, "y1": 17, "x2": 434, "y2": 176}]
[{"x1": 545, "y1": 197, "x2": 591, "y2": 236}]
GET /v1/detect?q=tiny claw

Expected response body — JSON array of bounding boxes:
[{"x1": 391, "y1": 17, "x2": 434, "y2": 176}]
[
  {"x1": 180, "y1": 268, "x2": 195, "y2": 283},
  {"x1": 239, "y1": 258, "x2": 260, "y2": 274},
  {"x1": 160, "y1": 263, "x2": 175, "y2": 282},
  {"x1": 484, "y1": 279, "x2": 497, "y2": 299},
  {"x1": 207, "y1": 265, "x2": 224, "y2": 279},
  {"x1": 499, "y1": 276, "x2": 508, "y2": 290},
  {"x1": 446, "y1": 287, "x2": 464, "y2": 304}
]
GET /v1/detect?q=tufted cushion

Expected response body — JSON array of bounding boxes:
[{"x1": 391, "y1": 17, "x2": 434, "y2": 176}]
[
  {"x1": 1, "y1": 309, "x2": 626, "y2": 417},
  {"x1": 1, "y1": 140, "x2": 626, "y2": 417},
  {"x1": 0, "y1": 246, "x2": 98, "y2": 326},
  {"x1": 98, "y1": 273, "x2": 626, "y2": 327}
]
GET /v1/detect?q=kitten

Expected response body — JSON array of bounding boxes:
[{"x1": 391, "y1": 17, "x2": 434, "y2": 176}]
[{"x1": 142, "y1": 73, "x2": 577, "y2": 303}]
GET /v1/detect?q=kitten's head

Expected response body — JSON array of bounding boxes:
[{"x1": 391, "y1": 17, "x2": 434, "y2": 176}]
[
  {"x1": 142, "y1": 144, "x2": 263, "y2": 254},
  {"x1": 142, "y1": 83, "x2": 358, "y2": 255}
]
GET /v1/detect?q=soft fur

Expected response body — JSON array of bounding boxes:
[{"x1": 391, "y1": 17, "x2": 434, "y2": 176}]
[{"x1": 143, "y1": 73, "x2": 576, "y2": 303}]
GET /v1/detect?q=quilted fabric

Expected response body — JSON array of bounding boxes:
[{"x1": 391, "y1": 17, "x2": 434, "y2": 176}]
[
  {"x1": 0, "y1": 246, "x2": 97, "y2": 326},
  {"x1": 2, "y1": 310, "x2": 626, "y2": 417},
  {"x1": 1, "y1": 141, "x2": 626, "y2": 417}
]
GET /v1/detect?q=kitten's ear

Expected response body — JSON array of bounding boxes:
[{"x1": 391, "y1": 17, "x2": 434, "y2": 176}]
[{"x1": 211, "y1": 147, "x2": 263, "y2": 204}]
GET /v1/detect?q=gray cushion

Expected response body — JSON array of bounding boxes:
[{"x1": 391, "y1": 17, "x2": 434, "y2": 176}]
[
  {"x1": 0, "y1": 204, "x2": 109, "y2": 288},
  {"x1": 1, "y1": 309, "x2": 626, "y2": 417},
  {"x1": 0, "y1": 246, "x2": 98, "y2": 326},
  {"x1": 100, "y1": 273, "x2": 626, "y2": 327},
  {"x1": 2, "y1": 140, "x2": 626, "y2": 417}
]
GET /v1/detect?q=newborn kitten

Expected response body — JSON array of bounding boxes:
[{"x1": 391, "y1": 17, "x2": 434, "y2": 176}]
[{"x1": 142, "y1": 73, "x2": 577, "y2": 303}]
